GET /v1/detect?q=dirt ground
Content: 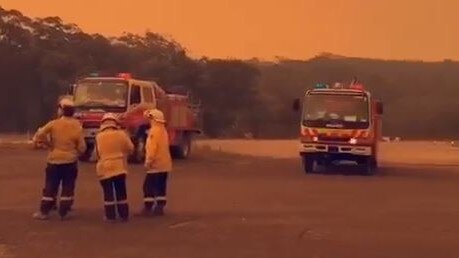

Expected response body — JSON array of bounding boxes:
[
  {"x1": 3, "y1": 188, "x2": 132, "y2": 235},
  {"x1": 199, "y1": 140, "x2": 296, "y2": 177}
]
[
  {"x1": 0, "y1": 141, "x2": 459, "y2": 258},
  {"x1": 197, "y1": 140, "x2": 459, "y2": 165}
]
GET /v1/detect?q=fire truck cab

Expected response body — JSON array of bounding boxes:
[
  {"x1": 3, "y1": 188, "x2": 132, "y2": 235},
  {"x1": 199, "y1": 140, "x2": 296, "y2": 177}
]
[
  {"x1": 293, "y1": 82, "x2": 383, "y2": 175},
  {"x1": 68, "y1": 73, "x2": 201, "y2": 162}
]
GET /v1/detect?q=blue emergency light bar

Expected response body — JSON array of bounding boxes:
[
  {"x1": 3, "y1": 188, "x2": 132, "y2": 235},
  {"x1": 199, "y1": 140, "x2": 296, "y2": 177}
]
[
  {"x1": 87, "y1": 72, "x2": 133, "y2": 79},
  {"x1": 313, "y1": 82, "x2": 365, "y2": 91}
]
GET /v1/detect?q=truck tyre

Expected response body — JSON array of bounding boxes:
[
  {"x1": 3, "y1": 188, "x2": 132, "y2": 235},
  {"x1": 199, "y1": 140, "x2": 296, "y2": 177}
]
[
  {"x1": 79, "y1": 143, "x2": 94, "y2": 162},
  {"x1": 302, "y1": 155, "x2": 316, "y2": 174},
  {"x1": 171, "y1": 134, "x2": 191, "y2": 160},
  {"x1": 361, "y1": 157, "x2": 377, "y2": 176},
  {"x1": 131, "y1": 134, "x2": 147, "y2": 164}
]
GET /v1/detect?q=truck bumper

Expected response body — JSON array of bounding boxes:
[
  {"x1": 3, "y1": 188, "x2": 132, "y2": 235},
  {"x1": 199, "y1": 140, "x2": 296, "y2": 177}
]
[
  {"x1": 299, "y1": 143, "x2": 372, "y2": 157},
  {"x1": 83, "y1": 128, "x2": 99, "y2": 139},
  {"x1": 84, "y1": 138, "x2": 96, "y2": 145}
]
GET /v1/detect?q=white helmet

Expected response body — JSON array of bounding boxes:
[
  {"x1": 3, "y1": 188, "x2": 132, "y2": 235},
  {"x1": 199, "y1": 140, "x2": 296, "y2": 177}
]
[
  {"x1": 100, "y1": 113, "x2": 119, "y2": 131},
  {"x1": 58, "y1": 98, "x2": 74, "y2": 108},
  {"x1": 57, "y1": 97, "x2": 75, "y2": 117},
  {"x1": 101, "y1": 113, "x2": 119, "y2": 123},
  {"x1": 144, "y1": 109, "x2": 166, "y2": 123}
]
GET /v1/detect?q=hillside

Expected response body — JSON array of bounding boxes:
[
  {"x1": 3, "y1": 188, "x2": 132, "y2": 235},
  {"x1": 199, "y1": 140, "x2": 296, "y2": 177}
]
[{"x1": 2, "y1": 6, "x2": 459, "y2": 139}]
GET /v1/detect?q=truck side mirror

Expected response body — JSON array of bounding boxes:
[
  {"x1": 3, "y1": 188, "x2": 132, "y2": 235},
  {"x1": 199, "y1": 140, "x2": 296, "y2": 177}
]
[
  {"x1": 293, "y1": 98, "x2": 300, "y2": 112},
  {"x1": 68, "y1": 84, "x2": 75, "y2": 95},
  {"x1": 376, "y1": 101, "x2": 383, "y2": 115}
]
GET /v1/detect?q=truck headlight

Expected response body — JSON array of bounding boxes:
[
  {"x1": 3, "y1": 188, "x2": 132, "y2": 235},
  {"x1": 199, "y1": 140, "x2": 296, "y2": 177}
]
[{"x1": 349, "y1": 138, "x2": 358, "y2": 145}]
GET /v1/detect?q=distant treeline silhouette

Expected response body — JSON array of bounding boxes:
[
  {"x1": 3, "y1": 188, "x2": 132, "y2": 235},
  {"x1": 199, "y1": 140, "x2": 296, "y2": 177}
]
[{"x1": 1, "y1": 6, "x2": 459, "y2": 139}]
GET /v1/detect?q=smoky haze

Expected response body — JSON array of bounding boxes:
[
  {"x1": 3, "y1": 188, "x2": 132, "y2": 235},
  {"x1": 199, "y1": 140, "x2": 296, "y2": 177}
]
[
  {"x1": 2, "y1": 0, "x2": 458, "y2": 61},
  {"x1": 1, "y1": 6, "x2": 458, "y2": 139}
]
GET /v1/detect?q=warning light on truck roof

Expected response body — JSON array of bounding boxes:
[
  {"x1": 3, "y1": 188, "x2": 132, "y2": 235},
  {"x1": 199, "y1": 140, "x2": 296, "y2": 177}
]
[
  {"x1": 349, "y1": 83, "x2": 364, "y2": 90},
  {"x1": 313, "y1": 82, "x2": 365, "y2": 91},
  {"x1": 117, "y1": 73, "x2": 132, "y2": 80}
]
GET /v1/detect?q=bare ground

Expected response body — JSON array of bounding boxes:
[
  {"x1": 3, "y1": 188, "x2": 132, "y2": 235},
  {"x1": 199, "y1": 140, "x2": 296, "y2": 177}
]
[{"x1": 0, "y1": 141, "x2": 458, "y2": 258}]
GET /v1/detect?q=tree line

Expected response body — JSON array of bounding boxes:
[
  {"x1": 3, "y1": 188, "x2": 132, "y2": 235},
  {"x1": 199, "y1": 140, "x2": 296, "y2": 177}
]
[{"x1": 1, "y1": 6, "x2": 459, "y2": 139}]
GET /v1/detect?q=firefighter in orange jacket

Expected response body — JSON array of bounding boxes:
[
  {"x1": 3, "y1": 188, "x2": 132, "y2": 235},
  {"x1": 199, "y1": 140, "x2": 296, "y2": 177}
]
[
  {"x1": 32, "y1": 98, "x2": 86, "y2": 220},
  {"x1": 95, "y1": 113, "x2": 134, "y2": 222},
  {"x1": 138, "y1": 109, "x2": 172, "y2": 216}
]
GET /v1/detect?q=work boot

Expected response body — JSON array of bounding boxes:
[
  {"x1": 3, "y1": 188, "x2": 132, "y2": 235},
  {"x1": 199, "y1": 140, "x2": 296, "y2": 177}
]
[
  {"x1": 32, "y1": 212, "x2": 49, "y2": 220},
  {"x1": 117, "y1": 203, "x2": 129, "y2": 221},
  {"x1": 52, "y1": 204, "x2": 73, "y2": 212},
  {"x1": 103, "y1": 217, "x2": 117, "y2": 223},
  {"x1": 59, "y1": 213, "x2": 74, "y2": 221},
  {"x1": 59, "y1": 207, "x2": 71, "y2": 220},
  {"x1": 152, "y1": 206, "x2": 164, "y2": 217},
  {"x1": 134, "y1": 208, "x2": 152, "y2": 217}
]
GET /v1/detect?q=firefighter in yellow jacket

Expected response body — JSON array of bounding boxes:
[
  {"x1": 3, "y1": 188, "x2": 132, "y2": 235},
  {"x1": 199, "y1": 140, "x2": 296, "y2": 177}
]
[
  {"x1": 138, "y1": 109, "x2": 172, "y2": 216},
  {"x1": 32, "y1": 98, "x2": 86, "y2": 220},
  {"x1": 95, "y1": 113, "x2": 134, "y2": 222}
]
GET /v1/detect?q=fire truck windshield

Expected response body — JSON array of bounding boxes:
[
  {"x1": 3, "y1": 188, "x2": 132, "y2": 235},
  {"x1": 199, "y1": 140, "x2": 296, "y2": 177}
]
[
  {"x1": 74, "y1": 80, "x2": 128, "y2": 108},
  {"x1": 303, "y1": 94, "x2": 370, "y2": 129}
]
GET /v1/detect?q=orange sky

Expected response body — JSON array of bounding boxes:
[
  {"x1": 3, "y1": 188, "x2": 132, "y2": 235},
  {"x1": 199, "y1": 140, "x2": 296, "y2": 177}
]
[{"x1": 2, "y1": 0, "x2": 458, "y2": 61}]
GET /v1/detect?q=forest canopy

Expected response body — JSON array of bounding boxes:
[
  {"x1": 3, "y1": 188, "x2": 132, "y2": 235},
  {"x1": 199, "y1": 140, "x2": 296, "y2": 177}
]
[{"x1": 1, "y1": 6, "x2": 459, "y2": 139}]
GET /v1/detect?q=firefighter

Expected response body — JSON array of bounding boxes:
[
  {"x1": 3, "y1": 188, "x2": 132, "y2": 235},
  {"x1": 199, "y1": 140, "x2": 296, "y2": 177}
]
[
  {"x1": 95, "y1": 113, "x2": 134, "y2": 222},
  {"x1": 32, "y1": 98, "x2": 86, "y2": 220},
  {"x1": 138, "y1": 109, "x2": 172, "y2": 216},
  {"x1": 50, "y1": 96, "x2": 73, "y2": 211},
  {"x1": 35, "y1": 96, "x2": 76, "y2": 211}
]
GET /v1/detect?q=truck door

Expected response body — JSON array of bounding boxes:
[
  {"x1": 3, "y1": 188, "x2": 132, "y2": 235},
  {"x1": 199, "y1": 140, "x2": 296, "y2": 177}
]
[{"x1": 129, "y1": 84, "x2": 141, "y2": 108}]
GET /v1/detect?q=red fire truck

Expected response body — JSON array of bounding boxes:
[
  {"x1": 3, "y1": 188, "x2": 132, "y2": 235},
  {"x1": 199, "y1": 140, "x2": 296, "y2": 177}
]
[
  {"x1": 67, "y1": 73, "x2": 201, "y2": 162},
  {"x1": 293, "y1": 81, "x2": 383, "y2": 175}
]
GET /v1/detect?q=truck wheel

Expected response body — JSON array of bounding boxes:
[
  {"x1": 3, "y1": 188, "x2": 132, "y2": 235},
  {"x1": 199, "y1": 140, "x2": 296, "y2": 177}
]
[
  {"x1": 361, "y1": 157, "x2": 377, "y2": 176},
  {"x1": 171, "y1": 134, "x2": 191, "y2": 160},
  {"x1": 79, "y1": 143, "x2": 94, "y2": 162},
  {"x1": 131, "y1": 134, "x2": 146, "y2": 164},
  {"x1": 302, "y1": 156, "x2": 316, "y2": 174}
]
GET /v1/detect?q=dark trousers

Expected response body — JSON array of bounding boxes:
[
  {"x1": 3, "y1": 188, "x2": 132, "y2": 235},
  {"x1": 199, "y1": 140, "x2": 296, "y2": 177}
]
[
  {"x1": 143, "y1": 172, "x2": 168, "y2": 210},
  {"x1": 40, "y1": 162, "x2": 77, "y2": 217},
  {"x1": 100, "y1": 174, "x2": 129, "y2": 220}
]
